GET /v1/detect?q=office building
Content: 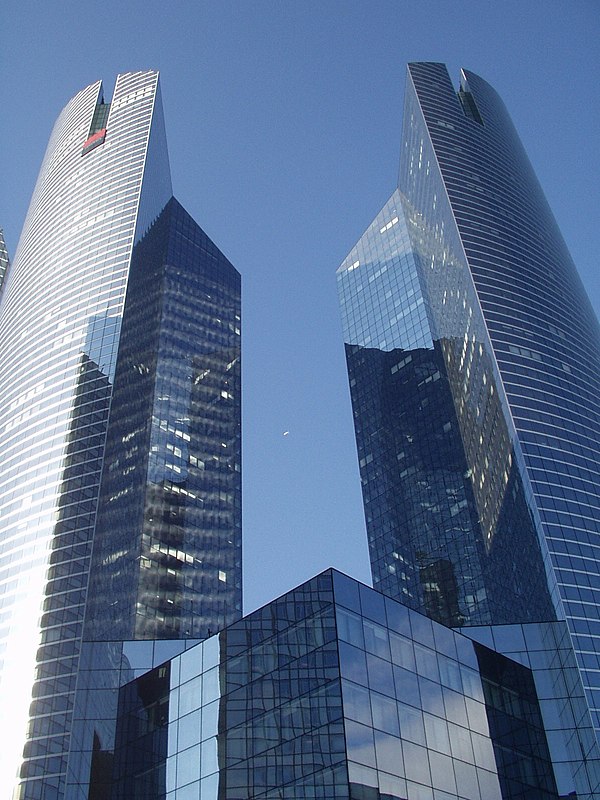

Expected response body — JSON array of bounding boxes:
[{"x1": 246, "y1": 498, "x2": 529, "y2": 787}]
[
  {"x1": 5, "y1": 60, "x2": 600, "y2": 800},
  {"x1": 0, "y1": 72, "x2": 241, "y2": 798},
  {"x1": 338, "y1": 62, "x2": 600, "y2": 743},
  {"x1": 73, "y1": 569, "x2": 600, "y2": 799}
]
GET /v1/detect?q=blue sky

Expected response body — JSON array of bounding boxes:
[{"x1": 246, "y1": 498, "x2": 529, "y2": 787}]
[{"x1": 2, "y1": 1, "x2": 599, "y2": 613}]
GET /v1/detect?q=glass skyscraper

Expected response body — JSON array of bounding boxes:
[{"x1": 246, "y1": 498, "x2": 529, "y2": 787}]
[
  {"x1": 6, "y1": 61, "x2": 600, "y2": 800},
  {"x1": 338, "y1": 62, "x2": 600, "y2": 742},
  {"x1": 0, "y1": 72, "x2": 241, "y2": 798}
]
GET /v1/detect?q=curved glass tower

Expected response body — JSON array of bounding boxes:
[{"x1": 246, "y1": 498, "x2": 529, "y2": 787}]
[
  {"x1": 338, "y1": 63, "x2": 600, "y2": 737},
  {"x1": 0, "y1": 72, "x2": 241, "y2": 798}
]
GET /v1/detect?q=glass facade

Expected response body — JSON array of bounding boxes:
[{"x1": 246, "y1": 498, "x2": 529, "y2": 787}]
[
  {"x1": 0, "y1": 73, "x2": 241, "y2": 798},
  {"x1": 0, "y1": 227, "x2": 9, "y2": 294},
  {"x1": 90, "y1": 570, "x2": 600, "y2": 799},
  {"x1": 338, "y1": 195, "x2": 554, "y2": 629},
  {"x1": 338, "y1": 63, "x2": 600, "y2": 739},
  {"x1": 5, "y1": 59, "x2": 600, "y2": 800},
  {"x1": 84, "y1": 197, "x2": 242, "y2": 643}
]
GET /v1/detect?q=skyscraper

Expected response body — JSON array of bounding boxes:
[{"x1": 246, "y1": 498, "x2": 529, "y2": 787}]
[
  {"x1": 7, "y1": 61, "x2": 600, "y2": 800},
  {"x1": 338, "y1": 62, "x2": 600, "y2": 741},
  {"x1": 0, "y1": 72, "x2": 241, "y2": 798}
]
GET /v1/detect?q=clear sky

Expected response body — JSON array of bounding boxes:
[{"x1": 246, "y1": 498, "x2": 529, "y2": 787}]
[{"x1": 2, "y1": 1, "x2": 599, "y2": 614}]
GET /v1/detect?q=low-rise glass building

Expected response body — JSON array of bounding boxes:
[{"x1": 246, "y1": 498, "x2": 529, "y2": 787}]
[{"x1": 76, "y1": 570, "x2": 600, "y2": 799}]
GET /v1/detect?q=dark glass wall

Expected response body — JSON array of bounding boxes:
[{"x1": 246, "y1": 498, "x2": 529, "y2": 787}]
[
  {"x1": 85, "y1": 197, "x2": 242, "y2": 642},
  {"x1": 111, "y1": 571, "x2": 347, "y2": 800},
  {"x1": 62, "y1": 196, "x2": 241, "y2": 799},
  {"x1": 475, "y1": 644, "x2": 558, "y2": 800},
  {"x1": 338, "y1": 191, "x2": 554, "y2": 629}
]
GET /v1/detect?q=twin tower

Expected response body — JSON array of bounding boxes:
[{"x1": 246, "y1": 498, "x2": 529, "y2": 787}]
[{"x1": 1, "y1": 65, "x2": 600, "y2": 799}]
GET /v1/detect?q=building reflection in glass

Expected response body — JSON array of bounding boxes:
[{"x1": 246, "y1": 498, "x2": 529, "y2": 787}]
[
  {"x1": 1, "y1": 69, "x2": 245, "y2": 796},
  {"x1": 62, "y1": 196, "x2": 241, "y2": 797},
  {"x1": 338, "y1": 193, "x2": 554, "y2": 630},
  {"x1": 103, "y1": 570, "x2": 600, "y2": 799},
  {"x1": 84, "y1": 197, "x2": 241, "y2": 643}
]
